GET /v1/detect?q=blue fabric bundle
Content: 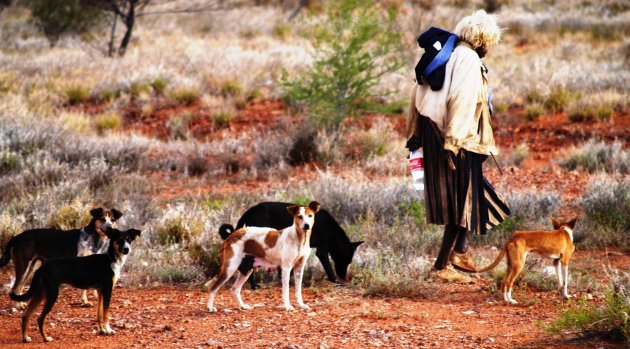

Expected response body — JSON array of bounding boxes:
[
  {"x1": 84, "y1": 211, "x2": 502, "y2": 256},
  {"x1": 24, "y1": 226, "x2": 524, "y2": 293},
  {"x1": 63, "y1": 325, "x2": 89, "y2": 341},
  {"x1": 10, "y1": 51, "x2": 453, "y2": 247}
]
[{"x1": 414, "y1": 27, "x2": 460, "y2": 91}]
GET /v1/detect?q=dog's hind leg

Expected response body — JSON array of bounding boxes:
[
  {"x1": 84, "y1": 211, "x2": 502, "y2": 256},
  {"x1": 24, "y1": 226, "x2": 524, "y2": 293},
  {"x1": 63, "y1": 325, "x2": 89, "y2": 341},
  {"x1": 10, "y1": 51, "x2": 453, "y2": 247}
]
[
  {"x1": 231, "y1": 269, "x2": 254, "y2": 310},
  {"x1": 281, "y1": 266, "x2": 294, "y2": 311},
  {"x1": 561, "y1": 261, "x2": 571, "y2": 299},
  {"x1": 96, "y1": 290, "x2": 105, "y2": 333},
  {"x1": 20, "y1": 292, "x2": 43, "y2": 343},
  {"x1": 101, "y1": 286, "x2": 115, "y2": 335},
  {"x1": 554, "y1": 259, "x2": 563, "y2": 293},
  {"x1": 37, "y1": 288, "x2": 58, "y2": 342},
  {"x1": 207, "y1": 263, "x2": 239, "y2": 313},
  {"x1": 315, "y1": 248, "x2": 336, "y2": 283},
  {"x1": 12, "y1": 257, "x2": 35, "y2": 310}
]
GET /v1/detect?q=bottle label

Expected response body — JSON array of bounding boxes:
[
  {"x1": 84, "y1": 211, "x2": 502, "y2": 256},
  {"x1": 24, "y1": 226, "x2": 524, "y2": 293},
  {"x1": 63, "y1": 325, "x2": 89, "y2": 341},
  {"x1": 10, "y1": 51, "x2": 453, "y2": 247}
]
[{"x1": 409, "y1": 156, "x2": 424, "y2": 171}]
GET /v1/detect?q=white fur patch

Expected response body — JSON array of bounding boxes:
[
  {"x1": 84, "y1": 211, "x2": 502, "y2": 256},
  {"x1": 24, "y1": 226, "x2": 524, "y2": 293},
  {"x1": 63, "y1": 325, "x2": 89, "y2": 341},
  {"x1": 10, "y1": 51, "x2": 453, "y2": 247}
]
[{"x1": 561, "y1": 226, "x2": 574, "y2": 242}]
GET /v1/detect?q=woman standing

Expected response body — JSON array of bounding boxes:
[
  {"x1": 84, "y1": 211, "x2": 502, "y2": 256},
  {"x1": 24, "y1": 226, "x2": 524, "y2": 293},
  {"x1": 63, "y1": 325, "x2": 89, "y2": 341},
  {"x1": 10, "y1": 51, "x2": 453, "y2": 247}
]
[{"x1": 406, "y1": 10, "x2": 510, "y2": 282}]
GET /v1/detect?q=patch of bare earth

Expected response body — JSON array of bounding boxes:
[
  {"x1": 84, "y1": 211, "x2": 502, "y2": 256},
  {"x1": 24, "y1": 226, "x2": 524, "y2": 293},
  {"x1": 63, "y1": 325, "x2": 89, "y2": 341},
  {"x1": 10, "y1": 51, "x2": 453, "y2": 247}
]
[{"x1": 1, "y1": 251, "x2": 627, "y2": 348}]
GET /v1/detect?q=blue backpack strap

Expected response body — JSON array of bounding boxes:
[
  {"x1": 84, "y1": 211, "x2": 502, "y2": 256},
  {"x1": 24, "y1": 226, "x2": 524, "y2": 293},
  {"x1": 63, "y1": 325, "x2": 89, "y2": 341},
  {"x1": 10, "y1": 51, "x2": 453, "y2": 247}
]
[{"x1": 424, "y1": 34, "x2": 458, "y2": 77}]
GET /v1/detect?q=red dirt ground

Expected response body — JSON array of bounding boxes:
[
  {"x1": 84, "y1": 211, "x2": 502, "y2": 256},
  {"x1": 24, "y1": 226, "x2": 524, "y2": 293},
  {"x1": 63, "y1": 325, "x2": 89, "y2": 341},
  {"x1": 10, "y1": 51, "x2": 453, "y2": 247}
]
[{"x1": 1, "y1": 249, "x2": 628, "y2": 349}]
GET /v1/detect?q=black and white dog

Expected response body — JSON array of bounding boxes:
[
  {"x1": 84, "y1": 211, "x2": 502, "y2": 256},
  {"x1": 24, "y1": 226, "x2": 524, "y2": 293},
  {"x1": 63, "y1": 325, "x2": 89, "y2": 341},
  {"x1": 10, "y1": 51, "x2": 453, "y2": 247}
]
[
  {"x1": 10, "y1": 228, "x2": 141, "y2": 343},
  {"x1": 0, "y1": 208, "x2": 123, "y2": 308},
  {"x1": 219, "y1": 202, "x2": 362, "y2": 288}
]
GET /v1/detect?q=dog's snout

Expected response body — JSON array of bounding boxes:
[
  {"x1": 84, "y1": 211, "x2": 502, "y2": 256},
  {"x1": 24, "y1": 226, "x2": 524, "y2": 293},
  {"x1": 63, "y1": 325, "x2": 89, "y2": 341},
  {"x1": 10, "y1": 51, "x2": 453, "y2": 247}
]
[
  {"x1": 122, "y1": 247, "x2": 130, "y2": 254},
  {"x1": 303, "y1": 223, "x2": 310, "y2": 231}
]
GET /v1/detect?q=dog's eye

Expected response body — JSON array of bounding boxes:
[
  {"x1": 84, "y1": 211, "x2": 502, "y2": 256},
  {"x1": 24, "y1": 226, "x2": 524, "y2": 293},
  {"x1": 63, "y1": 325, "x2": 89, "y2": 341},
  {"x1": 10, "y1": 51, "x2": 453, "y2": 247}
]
[
  {"x1": 298, "y1": 215, "x2": 303, "y2": 219},
  {"x1": 308, "y1": 215, "x2": 313, "y2": 218}
]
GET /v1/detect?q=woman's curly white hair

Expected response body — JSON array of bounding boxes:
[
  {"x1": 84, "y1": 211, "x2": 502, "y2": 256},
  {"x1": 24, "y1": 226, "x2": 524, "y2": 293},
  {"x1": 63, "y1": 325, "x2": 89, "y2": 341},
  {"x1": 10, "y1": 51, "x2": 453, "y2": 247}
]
[{"x1": 454, "y1": 10, "x2": 502, "y2": 49}]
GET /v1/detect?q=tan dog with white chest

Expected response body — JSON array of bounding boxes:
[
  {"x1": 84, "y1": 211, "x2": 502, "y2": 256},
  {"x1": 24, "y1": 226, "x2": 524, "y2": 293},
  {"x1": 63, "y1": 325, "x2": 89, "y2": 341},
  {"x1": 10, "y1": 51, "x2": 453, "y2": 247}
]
[
  {"x1": 472, "y1": 217, "x2": 577, "y2": 304},
  {"x1": 206, "y1": 201, "x2": 320, "y2": 312}
]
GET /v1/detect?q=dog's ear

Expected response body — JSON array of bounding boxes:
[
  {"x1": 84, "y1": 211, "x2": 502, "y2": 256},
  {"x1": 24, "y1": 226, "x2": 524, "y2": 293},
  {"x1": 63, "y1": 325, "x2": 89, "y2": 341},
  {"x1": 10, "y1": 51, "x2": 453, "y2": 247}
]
[
  {"x1": 567, "y1": 217, "x2": 578, "y2": 229},
  {"x1": 127, "y1": 229, "x2": 142, "y2": 241},
  {"x1": 308, "y1": 201, "x2": 321, "y2": 214},
  {"x1": 111, "y1": 209, "x2": 123, "y2": 221},
  {"x1": 104, "y1": 228, "x2": 120, "y2": 240},
  {"x1": 287, "y1": 205, "x2": 300, "y2": 216},
  {"x1": 550, "y1": 216, "x2": 561, "y2": 230},
  {"x1": 90, "y1": 208, "x2": 104, "y2": 218},
  {"x1": 352, "y1": 241, "x2": 364, "y2": 250}
]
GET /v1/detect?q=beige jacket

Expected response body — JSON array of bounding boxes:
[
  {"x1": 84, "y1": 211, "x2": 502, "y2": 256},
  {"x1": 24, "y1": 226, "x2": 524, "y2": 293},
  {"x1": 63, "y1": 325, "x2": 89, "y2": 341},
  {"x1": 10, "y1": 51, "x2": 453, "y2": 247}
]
[{"x1": 406, "y1": 42, "x2": 498, "y2": 156}]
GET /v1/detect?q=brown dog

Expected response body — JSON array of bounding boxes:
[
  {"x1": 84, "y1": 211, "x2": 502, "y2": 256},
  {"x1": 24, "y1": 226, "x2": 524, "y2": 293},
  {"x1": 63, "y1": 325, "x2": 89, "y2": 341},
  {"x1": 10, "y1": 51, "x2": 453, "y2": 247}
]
[{"x1": 472, "y1": 217, "x2": 577, "y2": 304}]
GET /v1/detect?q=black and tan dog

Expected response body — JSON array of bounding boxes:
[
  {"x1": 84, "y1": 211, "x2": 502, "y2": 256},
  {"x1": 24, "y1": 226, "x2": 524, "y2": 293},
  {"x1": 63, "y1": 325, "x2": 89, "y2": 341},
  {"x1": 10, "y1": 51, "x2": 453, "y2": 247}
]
[
  {"x1": 10, "y1": 228, "x2": 141, "y2": 343},
  {"x1": 219, "y1": 201, "x2": 363, "y2": 288},
  {"x1": 0, "y1": 208, "x2": 123, "y2": 308}
]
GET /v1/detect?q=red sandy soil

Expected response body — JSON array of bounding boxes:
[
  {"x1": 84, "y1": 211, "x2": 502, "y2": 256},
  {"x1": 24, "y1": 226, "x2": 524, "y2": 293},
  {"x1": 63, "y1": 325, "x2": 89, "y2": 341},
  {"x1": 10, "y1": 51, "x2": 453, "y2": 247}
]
[{"x1": 1, "y1": 248, "x2": 628, "y2": 349}]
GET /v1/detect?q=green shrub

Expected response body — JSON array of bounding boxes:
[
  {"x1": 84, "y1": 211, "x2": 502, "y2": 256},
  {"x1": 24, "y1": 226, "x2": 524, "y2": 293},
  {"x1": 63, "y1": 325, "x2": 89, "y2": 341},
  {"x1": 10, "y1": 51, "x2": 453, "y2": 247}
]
[
  {"x1": 97, "y1": 88, "x2": 121, "y2": 103},
  {"x1": 167, "y1": 114, "x2": 190, "y2": 140},
  {"x1": 544, "y1": 87, "x2": 574, "y2": 113},
  {"x1": 525, "y1": 104, "x2": 543, "y2": 121},
  {"x1": 151, "y1": 77, "x2": 168, "y2": 96},
  {"x1": 282, "y1": 0, "x2": 403, "y2": 140},
  {"x1": 29, "y1": 0, "x2": 104, "y2": 45},
  {"x1": 48, "y1": 206, "x2": 90, "y2": 230},
  {"x1": 211, "y1": 109, "x2": 234, "y2": 130},
  {"x1": 170, "y1": 87, "x2": 200, "y2": 105},
  {"x1": 246, "y1": 88, "x2": 263, "y2": 102},
  {"x1": 597, "y1": 106, "x2": 613, "y2": 121},
  {"x1": 219, "y1": 80, "x2": 242, "y2": 97},
  {"x1": 546, "y1": 269, "x2": 629, "y2": 343},
  {"x1": 64, "y1": 85, "x2": 91, "y2": 105},
  {"x1": 154, "y1": 215, "x2": 203, "y2": 245},
  {"x1": 271, "y1": 22, "x2": 291, "y2": 39},
  {"x1": 187, "y1": 242, "x2": 221, "y2": 276},
  {"x1": 578, "y1": 177, "x2": 630, "y2": 244},
  {"x1": 94, "y1": 112, "x2": 122, "y2": 133},
  {"x1": 129, "y1": 82, "x2": 151, "y2": 98},
  {"x1": 505, "y1": 143, "x2": 529, "y2": 167},
  {"x1": 0, "y1": 150, "x2": 20, "y2": 175},
  {"x1": 567, "y1": 106, "x2": 597, "y2": 123}
]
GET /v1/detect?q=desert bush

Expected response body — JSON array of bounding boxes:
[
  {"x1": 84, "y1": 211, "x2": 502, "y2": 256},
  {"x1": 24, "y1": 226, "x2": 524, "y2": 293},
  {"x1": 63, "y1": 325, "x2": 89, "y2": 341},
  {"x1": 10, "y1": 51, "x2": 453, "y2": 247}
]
[
  {"x1": 283, "y1": 0, "x2": 403, "y2": 139},
  {"x1": 559, "y1": 140, "x2": 629, "y2": 174},
  {"x1": 0, "y1": 211, "x2": 26, "y2": 251},
  {"x1": 525, "y1": 104, "x2": 543, "y2": 121},
  {"x1": 271, "y1": 21, "x2": 291, "y2": 39},
  {"x1": 0, "y1": 150, "x2": 20, "y2": 175},
  {"x1": 153, "y1": 204, "x2": 204, "y2": 245},
  {"x1": 28, "y1": 0, "x2": 104, "y2": 45},
  {"x1": 187, "y1": 241, "x2": 221, "y2": 276},
  {"x1": 48, "y1": 205, "x2": 90, "y2": 230},
  {"x1": 574, "y1": 176, "x2": 630, "y2": 246},
  {"x1": 170, "y1": 87, "x2": 200, "y2": 105},
  {"x1": 94, "y1": 112, "x2": 122, "y2": 133},
  {"x1": 219, "y1": 80, "x2": 242, "y2": 97},
  {"x1": 167, "y1": 114, "x2": 190, "y2": 140},
  {"x1": 211, "y1": 109, "x2": 234, "y2": 130},
  {"x1": 544, "y1": 87, "x2": 574, "y2": 113},
  {"x1": 353, "y1": 253, "x2": 434, "y2": 298},
  {"x1": 340, "y1": 121, "x2": 393, "y2": 159},
  {"x1": 64, "y1": 85, "x2": 91, "y2": 105},
  {"x1": 129, "y1": 82, "x2": 152, "y2": 99},
  {"x1": 150, "y1": 77, "x2": 168, "y2": 96},
  {"x1": 546, "y1": 268, "x2": 630, "y2": 343},
  {"x1": 504, "y1": 143, "x2": 529, "y2": 167}
]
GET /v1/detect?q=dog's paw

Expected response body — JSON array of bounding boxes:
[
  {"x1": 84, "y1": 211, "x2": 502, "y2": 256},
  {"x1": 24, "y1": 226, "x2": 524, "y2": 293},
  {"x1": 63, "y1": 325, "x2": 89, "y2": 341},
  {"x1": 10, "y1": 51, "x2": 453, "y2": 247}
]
[
  {"x1": 23, "y1": 336, "x2": 31, "y2": 343},
  {"x1": 507, "y1": 299, "x2": 518, "y2": 305},
  {"x1": 208, "y1": 306, "x2": 218, "y2": 313},
  {"x1": 81, "y1": 301, "x2": 94, "y2": 308},
  {"x1": 562, "y1": 293, "x2": 571, "y2": 300},
  {"x1": 298, "y1": 303, "x2": 310, "y2": 310},
  {"x1": 16, "y1": 302, "x2": 27, "y2": 310},
  {"x1": 44, "y1": 336, "x2": 54, "y2": 342},
  {"x1": 284, "y1": 305, "x2": 295, "y2": 311},
  {"x1": 240, "y1": 304, "x2": 252, "y2": 310}
]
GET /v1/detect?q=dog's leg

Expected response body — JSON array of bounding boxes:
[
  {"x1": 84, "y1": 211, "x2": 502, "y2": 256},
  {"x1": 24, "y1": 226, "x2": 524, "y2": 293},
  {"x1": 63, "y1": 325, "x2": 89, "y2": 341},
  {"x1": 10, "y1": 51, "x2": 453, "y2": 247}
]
[
  {"x1": 101, "y1": 287, "x2": 115, "y2": 335},
  {"x1": 315, "y1": 248, "x2": 336, "y2": 283},
  {"x1": 12, "y1": 257, "x2": 34, "y2": 310},
  {"x1": 502, "y1": 264, "x2": 511, "y2": 303},
  {"x1": 281, "y1": 266, "x2": 294, "y2": 311},
  {"x1": 504, "y1": 244, "x2": 522, "y2": 304},
  {"x1": 80, "y1": 289, "x2": 94, "y2": 307},
  {"x1": 561, "y1": 262, "x2": 571, "y2": 299},
  {"x1": 96, "y1": 290, "x2": 105, "y2": 333},
  {"x1": 294, "y1": 259, "x2": 309, "y2": 310},
  {"x1": 231, "y1": 269, "x2": 254, "y2": 310},
  {"x1": 207, "y1": 262, "x2": 238, "y2": 313},
  {"x1": 554, "y1": 259, "x2": 563, "y2": 293},
  {"x1": 21, "y1": 293, "x2": 43, "y2": 343},
  {"x1": 37, "y1": 288, "x2": 58, "y2": 342}
]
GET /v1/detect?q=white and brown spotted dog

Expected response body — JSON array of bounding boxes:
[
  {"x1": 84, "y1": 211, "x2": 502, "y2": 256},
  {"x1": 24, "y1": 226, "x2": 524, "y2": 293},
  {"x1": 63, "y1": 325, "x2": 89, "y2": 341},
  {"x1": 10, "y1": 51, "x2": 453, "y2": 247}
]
[{"x1": 205, "y1": 201, "x2": 320, "y2": 312}]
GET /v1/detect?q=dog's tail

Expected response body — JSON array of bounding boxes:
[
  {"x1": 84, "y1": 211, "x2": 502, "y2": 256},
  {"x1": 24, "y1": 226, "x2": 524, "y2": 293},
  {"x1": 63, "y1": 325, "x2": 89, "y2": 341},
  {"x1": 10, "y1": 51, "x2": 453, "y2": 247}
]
[
  {"x1": 0, "y1": 235, "x2": 17, "y2": 268},
  {"x1": 472, "y1": 247, "x2": 507, "y2": 273},
  {"x1": 9, "y1": 270, "x2": 40, "y2": 301},
  {"x1": 218, "y1": 224, "x2": 235, "y2": 240}
]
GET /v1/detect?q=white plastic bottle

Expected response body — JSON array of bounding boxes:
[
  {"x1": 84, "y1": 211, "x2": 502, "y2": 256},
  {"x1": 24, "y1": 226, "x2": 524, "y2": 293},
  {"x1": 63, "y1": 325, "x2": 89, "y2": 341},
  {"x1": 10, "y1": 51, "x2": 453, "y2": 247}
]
[{"x1": 408, "y1": 148, "x2": 425, "y2": 192}]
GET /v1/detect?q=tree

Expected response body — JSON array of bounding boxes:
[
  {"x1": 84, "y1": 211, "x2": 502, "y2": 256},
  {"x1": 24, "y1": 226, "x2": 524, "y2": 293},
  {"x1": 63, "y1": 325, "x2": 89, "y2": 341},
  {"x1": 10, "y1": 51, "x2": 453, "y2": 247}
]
[
  {"x1": 283, "y1": 0, "x2": 404, "y2": 142},
  {"x1": 29, "y1": 0, "x2": 105, "y2": 46}
]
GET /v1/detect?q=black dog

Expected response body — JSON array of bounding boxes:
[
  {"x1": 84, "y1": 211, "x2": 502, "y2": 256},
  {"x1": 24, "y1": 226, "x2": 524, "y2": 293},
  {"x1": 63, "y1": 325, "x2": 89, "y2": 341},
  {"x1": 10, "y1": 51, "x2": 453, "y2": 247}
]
[
  {"x1": 10, "y1": 228, "x2": 141, "y2": 343},
  {"x1": 219, "y1": 202, "x2": 363, "y2": 288},
  {"x1": 0, "y1": 208, "x2": 123, "y2": 307}
]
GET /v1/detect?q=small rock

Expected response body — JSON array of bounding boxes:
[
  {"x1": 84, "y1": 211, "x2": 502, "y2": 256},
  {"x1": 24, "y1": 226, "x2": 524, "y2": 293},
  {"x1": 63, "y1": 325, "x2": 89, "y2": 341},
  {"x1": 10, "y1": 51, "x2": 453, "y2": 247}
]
[
  {"x1": 461, "y1": 310, "x2": 475, "y2": 315},
  {"x1": 163, "y1": 325, "x2": 172, "y2": 332}
]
